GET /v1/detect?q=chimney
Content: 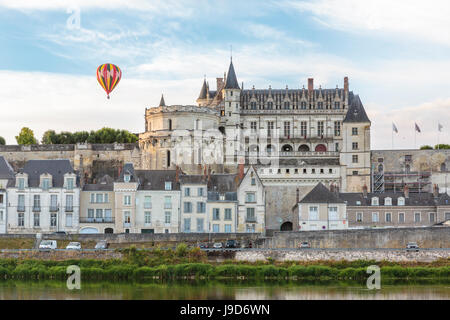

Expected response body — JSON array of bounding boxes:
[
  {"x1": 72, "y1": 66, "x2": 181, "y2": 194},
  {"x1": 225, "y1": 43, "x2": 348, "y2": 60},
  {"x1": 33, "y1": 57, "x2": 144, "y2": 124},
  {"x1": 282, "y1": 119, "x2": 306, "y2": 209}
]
[
  {"x1": 203, "y1": 165, "x2": 207, "y2": 180},
  {"x1": 175, "y1": 165, "x2": 180, "y2": 184},
  {"x1": 330, "y1": 183, "x2": 334, "y2": 193},
  {"x1": 296, "y1": 188, "x2": 300, "y2": 203},
  {"x1": 344, "y1": 76, "x2": 349, "y2": 93},
  {"x1": 238, "y1": 162, "x2": 245, "y2": 181},
  {"x1": 362, "y1": 185, "x2": 368, "y2": 198},
  {"x1": 308, "y1": 78, "x2": 314, "y2": 93},
  {"x1": 404, "y1": 185, "x2": 409, "y2": 198},
  {"x1": 118, "y1": 165, "x2": 122, "y2": 179},
  {"x1": 433, "y1": 184, "x2": 439, "y2": 198}
]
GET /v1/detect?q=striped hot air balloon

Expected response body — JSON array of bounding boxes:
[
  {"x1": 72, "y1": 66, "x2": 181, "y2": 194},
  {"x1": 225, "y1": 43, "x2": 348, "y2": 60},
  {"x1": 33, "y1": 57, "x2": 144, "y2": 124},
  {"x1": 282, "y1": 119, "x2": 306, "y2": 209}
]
[{"x1": 96, "y1": 63, "x2": 122, "y2": 99}]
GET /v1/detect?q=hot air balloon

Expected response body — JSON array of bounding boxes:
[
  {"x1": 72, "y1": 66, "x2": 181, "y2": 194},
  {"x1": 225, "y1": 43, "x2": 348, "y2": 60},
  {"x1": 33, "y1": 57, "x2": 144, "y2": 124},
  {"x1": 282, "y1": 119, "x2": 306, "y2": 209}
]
[{"x1": 96, "y1": 63, "x2": 122, "y2": 99}]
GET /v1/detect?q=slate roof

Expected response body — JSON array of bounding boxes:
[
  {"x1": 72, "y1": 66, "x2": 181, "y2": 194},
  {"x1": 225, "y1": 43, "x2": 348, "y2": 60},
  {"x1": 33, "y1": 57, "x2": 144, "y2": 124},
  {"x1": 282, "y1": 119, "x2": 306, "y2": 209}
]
[
  {"x1": 118, "y1": 163, "x2": 137, "y2": 182},
  {"x1": 159, "y1": 94, "x2": 166, "y2": 107},
  {"x1": 224, "y1": 60, "x2": 240, "y2": 90},
  {"x1": 135, "y1": 170, "x2": 180, "y2": 191},
  {"x1": 83, "y1": 175, "x2": 114, "y2": 191},
  {"x1": 208, "y1": 174, "x2": 238, "y2": 193},
  {"x1": 21, "y1": 159, "x2": 77, "y2": 188},
  {"x1": 198, "y1": 79, "x2": 208, "y2": 99},
  {"x1": 339, "y1": 192, "x2": 450, "y2": 207},
  {"x1": 299, "y1": 182, "x2": 345, "y2": 204},
  {"x1": 343, "y1": 92, "x2": 370, "y2": 123},
  {"x1": 0, "y1": 156, "x2": 14, "y2": 180},
  {"x1": 179, "y1": 174, "x2": 208, "y2": 185},
  {"x1": 208, "y1": 191, "x2": 238, "y2": 201}
]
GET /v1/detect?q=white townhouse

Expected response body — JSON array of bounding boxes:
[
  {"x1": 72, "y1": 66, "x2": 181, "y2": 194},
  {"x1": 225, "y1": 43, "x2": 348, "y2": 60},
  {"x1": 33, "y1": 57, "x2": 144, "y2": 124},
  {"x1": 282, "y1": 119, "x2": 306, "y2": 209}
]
[
  {"x1": 113, "y1": 163, "x2": 139, "y2": 233},
  {"x1": 0, "y1": 156, "x2": 15, "y2": 234},
  {"x1": 179, "y1": 174, "x2": 208, "y2": 232},
  {"x1": 7, "y1": 160, "x2": 80, "y2": 234},
  {"x1": 134, "y1": 170, "x2": 181, "y2": 234},
  {"x1": 207, "y1": 174, "x2": 238, "y2": 233}
]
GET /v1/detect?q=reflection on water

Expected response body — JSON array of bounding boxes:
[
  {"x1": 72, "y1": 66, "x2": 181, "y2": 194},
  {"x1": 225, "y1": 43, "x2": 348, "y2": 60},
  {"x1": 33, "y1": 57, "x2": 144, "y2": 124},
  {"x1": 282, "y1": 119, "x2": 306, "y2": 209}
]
[{"x1": 0, "y1": 280, "x2": 448, "y2": 300}]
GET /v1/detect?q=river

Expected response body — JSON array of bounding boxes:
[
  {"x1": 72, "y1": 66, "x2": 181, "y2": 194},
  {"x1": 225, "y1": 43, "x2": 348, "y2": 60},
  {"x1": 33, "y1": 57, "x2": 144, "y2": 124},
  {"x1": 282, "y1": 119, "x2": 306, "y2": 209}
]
[{"x1": 0, "y1": 280, "x2": 448, "y2": 300}]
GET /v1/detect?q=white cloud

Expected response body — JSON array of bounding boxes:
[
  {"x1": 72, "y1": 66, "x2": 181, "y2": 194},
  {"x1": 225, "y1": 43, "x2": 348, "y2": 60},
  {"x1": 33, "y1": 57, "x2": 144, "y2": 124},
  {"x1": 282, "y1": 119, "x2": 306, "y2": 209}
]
[{"x1": 283, "y1": 0, "x2": 450, "y2": 46}]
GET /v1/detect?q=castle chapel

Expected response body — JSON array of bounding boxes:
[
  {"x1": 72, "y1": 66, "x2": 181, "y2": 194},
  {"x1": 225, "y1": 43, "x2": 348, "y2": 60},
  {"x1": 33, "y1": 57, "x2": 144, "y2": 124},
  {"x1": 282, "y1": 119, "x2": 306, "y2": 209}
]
[{"x1": 139, "y1": 59, "x2": 371, "y2": 230}]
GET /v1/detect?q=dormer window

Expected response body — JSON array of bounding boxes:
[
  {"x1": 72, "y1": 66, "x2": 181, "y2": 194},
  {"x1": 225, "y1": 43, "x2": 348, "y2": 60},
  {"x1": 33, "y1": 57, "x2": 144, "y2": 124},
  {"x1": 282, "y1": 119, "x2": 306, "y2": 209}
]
[
  {"x1": 356, "y1": 201, "x2": 361, "y2": 205},
  {"x1": 124, "y1": 174, "x2": 130, "y2": 183},
  {"x1": 165, "y1": 181, "x2": 172, "y2": 190},
  {"x1": 42, "y1": 178, "x2": 50, "y2": 190},
  {"x1": 66, "y1": 178, "x2": 74, "y2": 190},
  {"x1": 18, "y1": 177, "x2": 25, "y2": 190},
  {"x1": 384, "y1": 197, "x2": 392, "y2": 206},
  {"x1": 371, "y1": 197, "x2": 379, "y2": 206},
  {"x1": 398, "y1": 197, "x2": 405, "y2": 206}
]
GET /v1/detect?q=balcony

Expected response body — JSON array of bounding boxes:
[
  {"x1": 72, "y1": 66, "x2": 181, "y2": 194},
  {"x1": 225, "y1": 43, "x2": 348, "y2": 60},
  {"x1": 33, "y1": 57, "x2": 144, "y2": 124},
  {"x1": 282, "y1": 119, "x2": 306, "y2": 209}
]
[
  {"x1": 240, "y1": 108, "x2": 345, "y2": 115},
  {"x1": 17, "y1": 205, "x2": 25, "y2": 212},
  {"x1": 245, "y1": 217, "x2": 257, "y2": 223},
  {"x1": 32, "y1": 206, "x2": 41, "y2": 212},
  {"x1": 123, "y1": 222, "x2": 131, "y2": 228},
  {"x1": 80, "y1": 217, "x2": 115, "y2": 223},
  {"x1": 246, "y1": 151, "x2": 339, "y2": 158},
  {"x1": 65, "y1": 206, "x2": 73, "y2": 212},
  {"x1": 49, "y1": 206, "x2": 59, "y2": 212}
]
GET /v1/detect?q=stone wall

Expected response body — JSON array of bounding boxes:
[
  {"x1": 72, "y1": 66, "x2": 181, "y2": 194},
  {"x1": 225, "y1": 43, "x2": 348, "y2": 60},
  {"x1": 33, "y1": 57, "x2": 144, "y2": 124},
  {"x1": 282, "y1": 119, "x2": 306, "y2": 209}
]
[
  {"x1": 235, "y1": 249, "x2": 450, "y2": 263},
  {"x1": 0, "y1": 249, "x2": 122, "y2": 260},
  {"x1": 264, "y1": 227, "x2": 450, "y2": 249}
]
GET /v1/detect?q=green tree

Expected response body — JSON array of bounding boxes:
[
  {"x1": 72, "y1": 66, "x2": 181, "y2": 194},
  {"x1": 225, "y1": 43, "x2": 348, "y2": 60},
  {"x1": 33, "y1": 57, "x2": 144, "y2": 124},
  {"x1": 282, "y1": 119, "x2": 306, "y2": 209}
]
[
  {"x1": 15, "y1": 127, "x2": 37, "y2": 145},
  {"x1": 435, "y1": 144, "x2": 450, "y2": 149},
  {"x1": 41, "y1": 130, "x2": 58, "y2": 144},
  {"x1": 420, "y1": 145, "x2": 433, "y2": 150},
  {"x1": 0, "y1": 136, "x2": 5, "y2": 145}
]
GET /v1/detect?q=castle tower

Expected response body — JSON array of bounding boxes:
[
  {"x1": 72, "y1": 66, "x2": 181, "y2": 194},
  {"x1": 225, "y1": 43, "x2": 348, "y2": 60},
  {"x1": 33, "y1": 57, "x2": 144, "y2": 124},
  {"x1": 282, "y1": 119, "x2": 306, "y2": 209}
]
[{"x1": 340, "y1": 88, "x2": 371, "y2": 192}]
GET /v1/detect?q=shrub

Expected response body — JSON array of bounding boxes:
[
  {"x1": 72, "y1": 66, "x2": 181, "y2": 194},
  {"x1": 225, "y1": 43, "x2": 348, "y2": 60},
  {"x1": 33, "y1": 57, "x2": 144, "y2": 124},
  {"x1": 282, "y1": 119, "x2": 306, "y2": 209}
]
[{"x1": 175, "y1": 244, "x2": 188, "y2": 257}]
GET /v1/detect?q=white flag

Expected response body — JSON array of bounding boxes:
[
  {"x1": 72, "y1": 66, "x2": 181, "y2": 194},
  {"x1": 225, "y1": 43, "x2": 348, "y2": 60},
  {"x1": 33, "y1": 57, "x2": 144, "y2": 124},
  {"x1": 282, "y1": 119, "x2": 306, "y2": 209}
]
[
  {"x1": 438, "y1": 123, "x2": 443, "y2": 132},
  {"x1": 392, "y1": 123, "x2": 398, "y2": 133}
]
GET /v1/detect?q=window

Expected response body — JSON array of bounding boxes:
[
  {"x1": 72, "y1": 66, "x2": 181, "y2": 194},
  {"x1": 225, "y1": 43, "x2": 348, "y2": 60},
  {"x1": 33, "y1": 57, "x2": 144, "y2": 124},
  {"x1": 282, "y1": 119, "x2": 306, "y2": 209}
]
[
  {"x1": 384, "y1": 197, "x2": 392, "y2": 206},
  {"x1": 414, "y1": 212, "x2": 421, "y2": 223},
  {"x1": 198, "y1": 188, "x2": 204, "y2": 197},
  {"x1": 105, "y1": 209, "x2": 112, "y2": 222},
  {"x1": 309, "y1": 206, "x2": 318, "y2": 220},
  {"x1": 165, "y1": 212, "x2": 171, "y2": 224},
  {"x1": 66, "y1": 178, "x2": 74, "y2": 190},
  {"x1": 398, "y1": 197, "x2": 405, "y2": 206},
  {"x1": 385, "y1": 213, "x2": 392, "y2": 222},
  {"x1": 356, "y1": 212, "x2": 363, "y2": 222},
  {"x1": 96, "y1": 193, "x2": 103, "y2": 203},
  {"x1": 301, "y1": 121, "x2": 307, "y2": 137},
  {"x1": 145, "y1": 211, "x2": 151, "y2": 224},
  {"x1": 0, "y1": 194, "x2": 3, "y2": 204},
  {"x1": 334, "y1": 121, "x2": 341, "y2": 136},
  {"x1": 18, "y1": 213, "x2": 24, "y2": 227},
  {"x1": 246, "y1": 208, "x2": 256, "y2": 222},
  {"x1": 42, "y1": 178, "x2": 50, "y2": 190},
  {"x1": 34, "y1": 213, "x2": 40, "y2": 227},
  {"x1": 251, "y1": 178, "x2": 256, "y2": 186},
  {"x1": 372, "y1": 212, "x2": 379, "y2": 222},
  {"x1": 90, "y1": 193, "x2": 95, "y2": 203},
  {"x1": 0, "y1": 210, "x2": 3, "y2": 222},
  {"x1": 329, "y1": 207, "x2": 338, "y2": 220},
  {"x1": 18, "y1": 194, "x2": 25, "y2": 211},
  {"x1": 165, "y1": 181, "x2": 172, "y2": 190},
  {"x1": 65, "y1": 195, "x2": 73, "y2": 211},
  {"x1": 300, "y1": 101, "x2": 307, "y2": 109},
  {"x1": 224, "y1": 224, "x2": 232, "y2": 233},
  {"x1": 50, "y1": 213, "x2": 57, "y2": 227},
  {"x1": 164, "y1": 196, "x2": 172, "y2": 209},
  {"x1": 352, "y1": 142, "x2": 358, "y2": 150},
  {"x1": 371, "y1": 197, "x2": 379, "y2": 206},
  {"x1": 225, "y1": 208, "x2": 232, "y2": 220},
  {"x1": 317, "y1": 121, "x2": 324, "y2": 136},
  {"x1": 246, "y1": 224, "x2": 256, "y2": 233},
  {"x1": 213, "y1": 208, "x2": 220, "y2": 220},
  {"x1": 124, "y1": 211, "x2": 131, "y2": 224},
  {"x1": 246, "y1": 193, "x2": 256, "y2": 203},
  {"x1": 284, "y1": 121, "x2": 290, "y2": 137},
  {"x1": 213, "y1": 224, "x2": 220, "y2": 232},
  {"x1": 335, "y1": 143, "x2": 339, "y2": 152},
  {"x1": 250, "y1": 121, "x2": 257, "y2": 133},
  {"x1": 352, "y1": 171, "x2": 359, "y2": 176},
  {"x1": 196, "y1": 218, "x2": 203, "y2": 232},
  {"x1": 124, "y1": 174, "x2": 130, "y2": 182},
  {"x1": 267, "y1": 101, "x2": 273, "y2": 109},
  {"x1": 104, "y1": 193, "x2": 109, "y2": 203},
  {"x1": 185, "y1": 188, "x2": 190, "y2": 196},
  {"x1": 184, "y1": 218, "x2": 191, "y2": 232},
  {"x1": 88, "y1": 209, "x2": 94, "y2": 220},
  {"x1": 267, "y1": 121, "x2": 274, "y2": 136},
  {"x1": 96, "y1": 209, "x2": 103, "y2": 219},
  {"x1": 429, "y1": 213, "x2": 436, "y2": 223},
  {"x1": 144, "y1": 196, "x2": 152, "y2": 209},
  {"x1": 334, "y1": 102, "x2": 340, "y2": 109},
  {"x1": 352, "y1": 127, "x2": 358, "y2": 135},
  {"x1": 250, "y1": 101, "x2": 257, "y2": 110},
  {"x1": 317, "y1": 101, "x2": 324, "y2": 109},
  {"x1": 123, "y1": 195, "x2": 131, "y2": 205},
  {"x1": 352, "y1": 155, "x2": 358, "y2": 163},
  {"x1": 184, "y1": 202, "x2": 192, "y2": 213},
  {"x1": 66, "y1": 213, "x2": 73, "y2": 227},
  {"x1": 33, "y1": 195, "x2": 40, "y2": 211},
  {"x1": 197, "y1": 202, "x2": 206, "y2": 213},
  {"x1": 399, "y1": 213, "x2": 405, "y2": 223},
  {"x1": 445, "y1": 212, "x2": 450, "y2": 220},
  {"x1": 18, "y1": 178, "x2": 25, "y2": 190}
]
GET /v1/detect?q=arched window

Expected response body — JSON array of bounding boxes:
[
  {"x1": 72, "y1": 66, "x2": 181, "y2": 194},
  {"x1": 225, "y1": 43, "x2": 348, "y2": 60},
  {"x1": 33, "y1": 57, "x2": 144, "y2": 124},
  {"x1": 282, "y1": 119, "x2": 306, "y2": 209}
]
[
  {"x1": 315, "y1": 144, "x2": 327, "y2": 152},
  {"x1": 298, "y1": 144, "x2": 310, "y2": 152},
  {"x1": 384, "y1": 197, "x2": 392, "y2": 206},
  {"x1": 300, "y1": 101, "x2": 307, "y2": 109},
  {"x1": 281, "y1": 144, "x2": 293, "y2": 152},
  {"x1": 398, "y1": 197, "x2": 405, "y2": 206},
  {"x1": 266, "y1": 144, "x2": 275, "y2": 153},
  {"x1": 195, "y1": 119, "x2": 200, "y2": 130}
]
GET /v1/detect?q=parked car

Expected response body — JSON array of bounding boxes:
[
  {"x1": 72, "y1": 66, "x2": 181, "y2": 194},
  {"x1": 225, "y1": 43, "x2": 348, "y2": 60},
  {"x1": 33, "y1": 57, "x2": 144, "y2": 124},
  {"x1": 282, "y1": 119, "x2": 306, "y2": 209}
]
[
  {"x1": 39, "y1": 240, "x2": 57, "y2": 250},
  {"x1": 198, "y1": 243, "x2": 209, "y2": 249},
  {"x1": 406, "y1": 242, "x2": 420, "y2": 252},
  {"x1": 94, "y1": 240, "x2": 109, "y2": 250},
  {"x1": 299, "y1": 241, "x2": 311, "y2": 248},
  {"x1": 213, "y1": 242, "x2": 223, "y2": 249},
  {"x1": 225, "y1": 240, "x2": 239, "y2": 248},
  {"x1": 66, "y1": 242, "x2": 81, "y2": 250}
]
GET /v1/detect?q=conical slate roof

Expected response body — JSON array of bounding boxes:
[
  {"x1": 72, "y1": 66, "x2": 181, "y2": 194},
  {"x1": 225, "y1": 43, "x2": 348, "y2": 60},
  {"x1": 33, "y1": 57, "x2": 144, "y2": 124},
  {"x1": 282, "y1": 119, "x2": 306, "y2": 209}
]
[
  {"x1": 198, "y1": 79, "x2": 208, "y2": 99},
  {"x1": 299, "y1": 182, "x2": 345, "y2": 203},
  {"x1": 224, "y1": 59, "x2": 240, "y2": 90},
  {"x1": 344, "y1": 93, "x2": 370, "y2": 123},
  {"x1": 159, "y1": 94, "x2": 166, "y2": 106}
]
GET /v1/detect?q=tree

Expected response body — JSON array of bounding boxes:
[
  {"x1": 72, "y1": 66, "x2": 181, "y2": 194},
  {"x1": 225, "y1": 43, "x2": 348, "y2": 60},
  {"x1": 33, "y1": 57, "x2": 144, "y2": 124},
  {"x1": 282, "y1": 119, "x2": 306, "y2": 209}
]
[
  {"x1": 435, "y1": 144, "x2": 450, "y2": 149},
  {"x1": 15, "y1": 127, "x2": 37, "y2": 145},
  {"x1": 41, "y1": 130, "x2": 58, "y2": 144},
  {"x1": 0, "y1": 136, "x2": 5, "y2": 145},
  {"x1": 420, "y1": 145, "x2": 433, "y2": 150},
  {"x1": 40, "y1": 128, "x2": 138, "y2": 144}
]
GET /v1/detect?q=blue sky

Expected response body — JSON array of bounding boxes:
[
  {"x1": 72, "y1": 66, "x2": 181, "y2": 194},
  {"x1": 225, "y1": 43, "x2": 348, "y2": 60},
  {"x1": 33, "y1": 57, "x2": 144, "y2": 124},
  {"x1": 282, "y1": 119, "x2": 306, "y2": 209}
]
[{"x1": 1, "y1": 0, "x2": 450, "y2": 149}]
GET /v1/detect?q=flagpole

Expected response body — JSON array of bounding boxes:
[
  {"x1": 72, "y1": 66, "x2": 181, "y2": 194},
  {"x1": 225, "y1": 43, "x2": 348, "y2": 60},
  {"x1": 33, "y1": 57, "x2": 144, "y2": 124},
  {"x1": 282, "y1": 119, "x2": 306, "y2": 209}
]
[{"x1": 392, "y1": 127, "x2": 394, "y2": 150}]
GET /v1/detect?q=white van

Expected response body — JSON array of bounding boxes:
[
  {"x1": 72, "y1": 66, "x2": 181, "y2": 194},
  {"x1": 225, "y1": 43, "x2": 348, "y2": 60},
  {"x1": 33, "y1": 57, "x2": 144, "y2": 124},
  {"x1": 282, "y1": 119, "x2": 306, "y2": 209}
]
[{"x1": 39, "y1": 240, "x2": 57, "y2": 250}]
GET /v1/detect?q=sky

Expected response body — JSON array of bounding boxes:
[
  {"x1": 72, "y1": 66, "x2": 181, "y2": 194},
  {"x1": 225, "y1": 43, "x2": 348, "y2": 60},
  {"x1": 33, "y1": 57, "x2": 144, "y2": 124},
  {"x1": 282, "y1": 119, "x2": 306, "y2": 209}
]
[{"x1": 1, "y1": 0, "x2": 450, "y2": 149}]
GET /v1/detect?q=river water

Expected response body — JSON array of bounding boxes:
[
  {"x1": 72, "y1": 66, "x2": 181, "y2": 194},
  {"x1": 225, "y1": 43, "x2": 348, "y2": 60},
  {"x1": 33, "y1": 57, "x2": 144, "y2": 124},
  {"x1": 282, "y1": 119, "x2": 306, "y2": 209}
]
[{"x1": 0, "y1": 280, "x2": 448, "y2": 300}]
